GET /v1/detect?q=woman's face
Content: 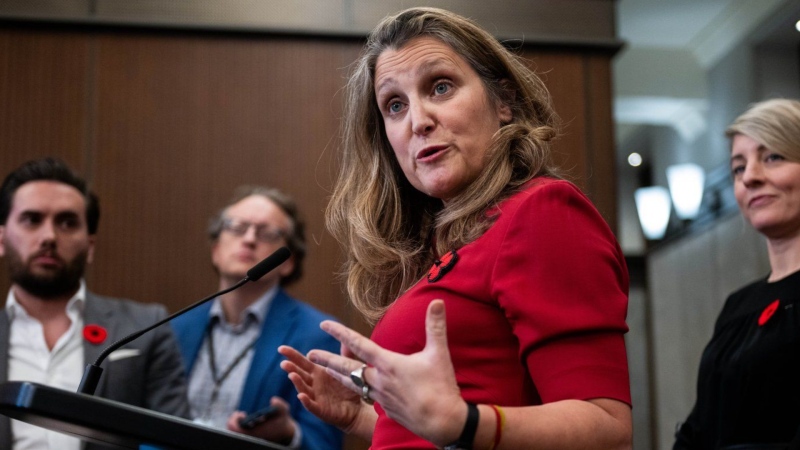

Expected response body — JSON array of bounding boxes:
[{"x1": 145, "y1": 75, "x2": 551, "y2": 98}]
[
  {"x1": 374, "y1": 37, "x2": 511, "y2": 203},
  {"x1": 731, "y1": 133, "x2": 800, "y2": 238}
]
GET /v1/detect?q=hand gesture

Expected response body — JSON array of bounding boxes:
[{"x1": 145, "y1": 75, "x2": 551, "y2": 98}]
[
  {"x1": 279, "y1": 344, "x2": 375, "y2": 438},
  {"x1": 315, "y1": 300, "x2": 466, "y2": 447}
]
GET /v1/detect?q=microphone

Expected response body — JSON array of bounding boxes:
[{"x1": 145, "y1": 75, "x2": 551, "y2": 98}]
[{"x1": 77, "y1": 246, "x2": 291, "y2": 395}]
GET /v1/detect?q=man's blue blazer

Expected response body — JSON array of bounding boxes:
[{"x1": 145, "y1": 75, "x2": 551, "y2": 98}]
[{"x1": 171, "y1": 288, "x2": 343, "y2": 450}]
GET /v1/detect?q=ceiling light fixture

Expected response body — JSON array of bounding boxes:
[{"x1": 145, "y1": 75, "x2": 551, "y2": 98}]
[
  {"x1": 634, "y1": 186, "x2": 671, "y2": 240},
  {"x1": 666, "y1": 163, "x2": 705, "y2": 220}
]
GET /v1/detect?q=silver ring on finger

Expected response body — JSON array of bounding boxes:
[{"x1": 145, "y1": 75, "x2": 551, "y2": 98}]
[
  {"x1": 350, "y1": 364, "x2": 368, "y2": 388},
  {"x1": 361, "y1": 384, "x2": 375, "y2": 405}
]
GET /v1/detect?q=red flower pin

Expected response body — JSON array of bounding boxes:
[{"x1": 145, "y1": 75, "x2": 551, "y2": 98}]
[
  {"x1": 83, "y1": 324, "x2": 108, "y2": 345},
  {"x1": 427, "y1": 250, "x2": 459, "y2": 283},
  {"x1": 758, "y1": 299, "x2": 780, "y2": 326}
]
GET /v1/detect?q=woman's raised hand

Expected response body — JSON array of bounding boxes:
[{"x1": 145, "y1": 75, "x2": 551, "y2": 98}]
[
  {"x1": 314, "y1": 300, "x2": 467, "y2": 447},
  {"x1": 279, "y1": 344, "x2": 376, "y2": 440}
]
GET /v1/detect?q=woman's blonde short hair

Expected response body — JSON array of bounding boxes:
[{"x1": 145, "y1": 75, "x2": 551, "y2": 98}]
[{"x1": 726, "y1": 98, "x2": 800, "y2": 162}]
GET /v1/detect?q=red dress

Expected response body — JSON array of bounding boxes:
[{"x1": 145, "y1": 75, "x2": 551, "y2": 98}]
[{"x1": 370, "y1": 178, "x2": 631, "y2": 449}]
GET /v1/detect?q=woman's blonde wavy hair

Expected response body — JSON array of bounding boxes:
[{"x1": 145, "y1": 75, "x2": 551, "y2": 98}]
[
  {"x1": 726, "y1": 98, "x2": 800, "y2": 163},
  {"x1": 326, "y1": 7, "x2": 561, "y2": 323}
]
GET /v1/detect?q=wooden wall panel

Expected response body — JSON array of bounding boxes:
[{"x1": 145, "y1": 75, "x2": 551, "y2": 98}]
[
  {"x1": 584, "y1": 54, "x2": 617, "y2": 227},
  {"x1": 521, "y1": 49, "x2": 617, "y2": 227},
  {"x1": 88, "y1": 32, "x2": 364, "y2": 326},
  {"x1": 0, "y1": 29, "x2": 91, "y2": 176},
  {"x1": 526, "y1": 51, "x2": 587, "y2": 184}
]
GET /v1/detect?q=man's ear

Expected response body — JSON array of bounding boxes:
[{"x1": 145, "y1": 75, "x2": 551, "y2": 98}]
[
  {"x1": 0, "y1": 226, "x2": 5, "y2": 258},
  {"x1": 210, "y1": 240, "x2": 222, "y2": 270},
  {"x1": 278, "y1": 256, "x2": 295, "y2": 280}
]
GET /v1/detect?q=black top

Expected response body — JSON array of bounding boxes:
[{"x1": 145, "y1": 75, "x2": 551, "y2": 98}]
[{"x1": 674, "y1": 270, "x2": 800, "y2": 450}]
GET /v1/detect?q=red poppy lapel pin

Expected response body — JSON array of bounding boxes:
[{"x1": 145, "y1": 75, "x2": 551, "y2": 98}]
[
  {"x1": 427, "y1": 250, "x2": 459, "y2": 283},
  {"x1": 758, "y1": 299, "x2": 780, "y2": 326},
  {"x1": 83, "y1": 324, "x2": 108, "y2": 345}
]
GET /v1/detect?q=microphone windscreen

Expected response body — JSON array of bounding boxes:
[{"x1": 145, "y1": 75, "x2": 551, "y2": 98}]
[{"x1": 247, "y1": 247, "x2": 291, "y2": 281}]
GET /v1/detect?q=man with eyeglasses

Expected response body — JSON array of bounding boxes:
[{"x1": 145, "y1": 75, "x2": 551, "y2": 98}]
[{"x1": 171, "y1": 186, "x2": 343, "y2": 450}]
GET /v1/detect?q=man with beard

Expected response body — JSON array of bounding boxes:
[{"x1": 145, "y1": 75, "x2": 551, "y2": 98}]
[{"x1": 0, "y1": 157, "x2": 190, "y2": 450}]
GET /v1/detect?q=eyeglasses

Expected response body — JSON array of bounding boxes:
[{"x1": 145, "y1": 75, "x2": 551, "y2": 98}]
[{"x1": 220, "y1": 218, "x2": 288, "y2": 244}]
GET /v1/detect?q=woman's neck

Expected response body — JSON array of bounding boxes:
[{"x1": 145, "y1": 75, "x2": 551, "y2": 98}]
[{"x1": 766, "y1": 232, "x2": 800, "y2": 281}]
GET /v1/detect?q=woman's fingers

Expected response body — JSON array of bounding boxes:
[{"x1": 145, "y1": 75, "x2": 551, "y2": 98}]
[
  {"x1": 279, "y1": 345, "x2": 317, "y2": 371},
  {"x1": 321, "y1": 320, "x2": 387, "y2": 366},
  {"x1": 309, "y1": 347, "x2": 373, "y2": 387},
  {"x1": 286, "y1": 372, "x2": 314, "y2": 401},
  {"x1": 424, "y1": 300, "x2": 450, "y2": 359},
  {"x1": 281, "y1": 359, "x2": 315, "y2": 386},
  {"x1": 279, "y1": 346, "x2": 318, "y2": 388}
]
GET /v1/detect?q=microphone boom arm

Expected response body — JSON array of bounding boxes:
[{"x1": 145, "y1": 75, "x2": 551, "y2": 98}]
[{"x1": 77, "y1": 247, "x2": 291, "y2": 395}]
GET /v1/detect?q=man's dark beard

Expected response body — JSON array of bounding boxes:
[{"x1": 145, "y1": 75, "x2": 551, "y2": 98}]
[{"x1": 4, "y1": 244, "x2": 88, "y2": 299}]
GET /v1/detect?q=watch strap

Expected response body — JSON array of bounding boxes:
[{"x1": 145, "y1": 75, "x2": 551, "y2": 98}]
[{"x1": 443, "y1": 402, "x2": 479, "y2": 450}]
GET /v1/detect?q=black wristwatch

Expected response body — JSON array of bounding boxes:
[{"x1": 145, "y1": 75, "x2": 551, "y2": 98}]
[{"x1": 443, "y1": 402, "x2": 479, "y2": 450}]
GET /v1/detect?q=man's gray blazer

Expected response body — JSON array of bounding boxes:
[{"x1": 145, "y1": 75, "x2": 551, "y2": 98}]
[{"x1": 0, "y1": 291, "x2": 191, "y2": 450}]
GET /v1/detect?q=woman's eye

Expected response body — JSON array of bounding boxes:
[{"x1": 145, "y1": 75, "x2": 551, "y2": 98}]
[
  {"x1": 434, "y1": 83, "x2": 449, "y2": 95},
  {"x1": 765, "y1": 153, "x2": 785, "y2": 162},
  {"x1": 731, "y1": 165, "x2": 744, "y2": 177},
  {"x1": 389, "y1": 101, "x2": 403, "y2": 113}
]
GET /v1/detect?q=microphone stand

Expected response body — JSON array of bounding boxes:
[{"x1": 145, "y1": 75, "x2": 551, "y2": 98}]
[{"x1": 77, "y1": 247, "x2": 291, "y2": 395}]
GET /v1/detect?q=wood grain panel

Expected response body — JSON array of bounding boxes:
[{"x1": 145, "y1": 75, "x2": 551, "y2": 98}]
[
  {"x1": 584, "y1": 54, "x2": 617, "y2": 227},
  {"x1": 521, "y1": 51, "x2": 588, "y2": 191},
  {"x1": 519, "y1": 49, "x2": 617, "y2": 227},
  {"x1": 0, "y1": 29, "x2": 90, "y2": 165},
  {"x1": 89, "y1": 32, "x2": 363, "y2": 323}
]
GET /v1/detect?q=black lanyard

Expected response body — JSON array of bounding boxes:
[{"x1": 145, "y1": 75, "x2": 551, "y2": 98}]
[{"x1": 205, "y1": 319, "x2": 260, "y2": 408}]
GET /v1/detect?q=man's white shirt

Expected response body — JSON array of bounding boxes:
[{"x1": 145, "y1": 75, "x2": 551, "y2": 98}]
[{"x1": 6, "y1": 281, "x2": 86, "y2": 450}]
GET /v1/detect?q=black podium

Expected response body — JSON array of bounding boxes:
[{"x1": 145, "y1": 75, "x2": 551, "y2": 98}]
[{"x1": 0, "y1": 381, "x2": 288, "y2": 450}]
